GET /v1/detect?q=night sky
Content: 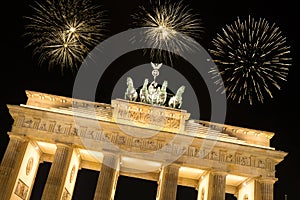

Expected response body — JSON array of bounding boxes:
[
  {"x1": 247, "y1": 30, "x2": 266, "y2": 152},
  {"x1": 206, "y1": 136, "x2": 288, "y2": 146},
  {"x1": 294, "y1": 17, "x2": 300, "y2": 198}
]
[{"x1": 0, "y1": 0, "x2": 298, "y2": 199}]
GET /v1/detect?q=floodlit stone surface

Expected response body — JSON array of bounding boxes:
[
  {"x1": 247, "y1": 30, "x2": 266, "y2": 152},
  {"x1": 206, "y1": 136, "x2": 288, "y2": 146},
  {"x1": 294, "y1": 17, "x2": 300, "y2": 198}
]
[{"x1": 0, "y1": 90, "x2": 287, "y2": 200}]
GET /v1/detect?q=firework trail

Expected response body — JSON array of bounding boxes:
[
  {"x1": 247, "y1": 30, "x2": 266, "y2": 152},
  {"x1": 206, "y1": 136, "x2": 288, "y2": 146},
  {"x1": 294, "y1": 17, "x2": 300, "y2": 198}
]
[
  {"x1": 24, "y1": 0, "x2": 108, "y2": 72},
  {"x1": 209, "y1": 15, "x2": 291, "y2": 105},
  {"x1": 132, "y1": 0, "x2": 203, "y2": 65}
]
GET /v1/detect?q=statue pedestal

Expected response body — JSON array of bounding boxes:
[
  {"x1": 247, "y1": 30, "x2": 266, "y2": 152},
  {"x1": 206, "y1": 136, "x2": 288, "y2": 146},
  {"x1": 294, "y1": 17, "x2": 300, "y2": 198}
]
[{"x1": 111, "y1": 99, "x2": 190, "y2": 134}]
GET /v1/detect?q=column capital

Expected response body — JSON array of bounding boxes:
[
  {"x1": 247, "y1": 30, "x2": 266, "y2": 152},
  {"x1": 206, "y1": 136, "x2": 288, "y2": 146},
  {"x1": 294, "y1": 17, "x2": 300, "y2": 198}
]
[
  {"x1": 102, "y1": 150, "x2": 120, "y2": 157},
  {"x1": 162, "y1": 163, "x2": 181, "y2": 169},
  {"x1": 101, "y1": 153, "x2": 121, "y2": 174},
  {"x1": 209, "y1": 169, "x2": 228, "y2": 176},
  {"x1": 55, "y1": 142, "x2": 73, "y2": 148},
  {"x1": 256, "y1": 176, "x2": 278, "y2": 184},
  {"x1": 102, "y1": 147, "x2": 121, "y2": 155},
  {"x1": 8, "y1": 134, "x2": 29, "y2": 142}
]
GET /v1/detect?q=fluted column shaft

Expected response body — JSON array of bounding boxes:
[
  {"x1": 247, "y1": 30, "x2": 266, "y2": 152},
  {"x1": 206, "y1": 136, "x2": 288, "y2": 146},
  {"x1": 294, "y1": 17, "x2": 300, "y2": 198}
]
[
  {"x1": 207, "y1": 171, "x2": 227, "y2": 200},
  {"x1": 0, "y1": 136, "x2": 29, "y2": 200},
  {"x1": 41, "y1": 144, "x2": 73, "y2": 200},
  {"x1": 156, "y1": 164, "x2": 180, "y2": 200},
  {"x1": 94, "y1": 153, "x2": 119, "y2": 200},
  {"x1": 256, "y1": 178, "x2": 276, "y2": 200}
]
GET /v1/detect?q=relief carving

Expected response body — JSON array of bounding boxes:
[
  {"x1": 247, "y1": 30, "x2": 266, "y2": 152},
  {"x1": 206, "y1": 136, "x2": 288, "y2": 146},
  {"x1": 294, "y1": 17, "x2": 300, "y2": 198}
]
[
  {"x1": 241, "y1": 156, "x2": 250, "y2": 166},
  {"x1": 15, "y1": 115, "x2": 272, "y2": 171},
  {"x1": 62, "y1": 188, "x2": 71, "y2": 200},
  {"x1": 146, "y1": 140, "x2": 157, "y2": 150},
  {"x1": 70, "y1": 165, "x2": 76, "y2": 183},
  {"x1": 116, "y1": 135, "x2": 126, "y2": 145},
  {"x1": 39, "y1": 122, "x2": 48, "y2": 131},
  {"x1": 48, "y1": 121, "x2": 56, "y2": 132},
  {"x1": 79, "y1": 127, "x2": 87, "y2": 137},
  {"x1": 25, "y1": 157, "x2": 34, "y2": 176},
  {"x1": 219, "y1": 150, "x2": 226, "y2": 162},
  {"x1": 85, "y1": 130, "x2": 95, "y2": 139},
  {"x1": 235, "y1": 153, "x2": 242, "y2": 165},
  {"x1": 209, "y1": 151, "x2": 219, "y2": 161},
  {"x1": 64, "y1": 124, "x2": 72, "y2": 135},
  {"x1": 23, "y1": 119, "x2": 33, "y2": 128},
  {"x1": 166, "y1": 117, "x2": 180, "y2": 129},
  {"x1": 15, "y1": 115, "x2": 25, "y2": 127},
  {"x1": 117, "y1": 109, "x2": 127, "y2": 119},
  {"x1": 101, "y1": 133, "x2": 111, "y2": 142},
  {"x1": 16, "y1": 115, "x2": 107, "y2": 142},
  {"x1": 70, "y1": 126, "x2": 79, "y2": 136},
  {"x1": 250, "y1": 156, "x2": 256, "y2": 167},
  {"x1": 132, "y1": 138, "x2": 142, "y2": 148},
  {"x1": 265, "y1": 159, "x2": 275, "y2": 171},
  {"x1": 110, "y1": 133, "x2": 117, "y2": 143},
  {"x1": 258, "y1": 159, "x2": 265, "y2": 168},
  {"x1": 116, "y1": 106, "x2": 182, "y2": 130},
  {"x1": 226, "y1": 154, "x2": 234, "y2": 163},
  {"x1": 164, "y1": 143, "x2": 173, "y2": 153},
  {"x1": 14, "y1": 179, "x2": 29, "y2": 200},
  {"x1": 54, "y1": 124, "x2": 64, "y2": 134},
  {"x1": 32, "y1": 118, "x2": 41, "y2": 129},
  {"x1": 92, "y1": 130, "x2": 102, "y2": 140},
  {"x1": 157, "y1": 141, "x2": 164, "y2": 150},
  {"x1": 174, "y1": 144, "x2": 187, "y2": 155},
  {"x1": 129, "y1": 108, "x2": 142, "y2": 122}
]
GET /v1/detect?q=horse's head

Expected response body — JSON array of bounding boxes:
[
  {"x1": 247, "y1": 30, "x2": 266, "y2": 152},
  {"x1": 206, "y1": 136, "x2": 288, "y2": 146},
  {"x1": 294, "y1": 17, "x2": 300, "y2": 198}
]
[
  {"x1": 162, "y1": 81, "x2": 168, "y2": 89},
  {"x1": 177, "y1": 86, "x2": 185, "y2": 95},
  {"x1": 143, "y1": 78, "x2": 149, "y2": 86},
  {"x1": 127, "y1": 77, "x2": 133, "y2": 87}
]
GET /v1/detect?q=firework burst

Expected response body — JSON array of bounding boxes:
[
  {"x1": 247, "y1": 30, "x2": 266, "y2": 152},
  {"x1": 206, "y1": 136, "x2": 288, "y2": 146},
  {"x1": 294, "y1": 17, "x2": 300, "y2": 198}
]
[
  {"x1": 132, "y1": 0, "x2": 203, "y2": 65},
  {"x1": 209, "y1": 15, "x2": 291, "y2": 105},
  {"x1": 24, "y1": 0, "x2": 108, "y2": 72}
]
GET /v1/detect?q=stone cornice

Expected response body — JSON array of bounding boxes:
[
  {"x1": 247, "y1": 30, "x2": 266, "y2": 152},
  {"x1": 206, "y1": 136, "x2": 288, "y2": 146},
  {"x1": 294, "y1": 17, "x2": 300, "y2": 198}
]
[
  {"x1": 25, "y1": 90, "x2": 111, "y2": 110},
  {"x1": 25, "y1": 90, "x2": 274, "y2": 147},
  {"x1": 22, "y1": 90, "x2": 276, "y2": 148},
  {"x1": 198, "y1": 120, "x2": 274, "y2": 145}
]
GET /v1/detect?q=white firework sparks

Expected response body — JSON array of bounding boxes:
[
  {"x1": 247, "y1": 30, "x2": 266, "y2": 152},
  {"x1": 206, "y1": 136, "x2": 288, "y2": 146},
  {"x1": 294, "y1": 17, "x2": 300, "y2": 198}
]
[
  {"x1": 132, "y1": 0, "x2": 203, "y2": 65},
  {"x1": 209, "y1": 15, "x2": 292, "y2": 105}
]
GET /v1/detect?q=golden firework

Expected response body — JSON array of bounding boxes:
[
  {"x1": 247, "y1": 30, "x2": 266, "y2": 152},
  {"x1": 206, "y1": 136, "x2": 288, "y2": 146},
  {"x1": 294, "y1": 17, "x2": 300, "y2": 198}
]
[
  {"x1": 209, "y1": 15, "x2": 292, "y2": 105},
  {"x1": 132, "y1": 0, "x2": 203, "y2": 65},
  {"x1": 24, "y1": 0, "x2": 108, "y2": 72}
]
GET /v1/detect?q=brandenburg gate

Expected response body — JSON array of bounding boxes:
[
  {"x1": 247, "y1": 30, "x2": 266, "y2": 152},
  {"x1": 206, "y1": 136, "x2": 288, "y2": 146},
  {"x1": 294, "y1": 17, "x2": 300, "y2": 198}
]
[{"x1": 0, "y1": 90, "x2": 287, "y2": 200}]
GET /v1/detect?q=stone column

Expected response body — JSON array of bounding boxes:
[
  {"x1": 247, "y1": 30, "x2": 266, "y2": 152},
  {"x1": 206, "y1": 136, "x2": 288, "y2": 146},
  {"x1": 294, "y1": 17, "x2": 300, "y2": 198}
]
[
  {"x1": 0, "y1": 136, "x2": 29, "y2": 200},
  {"x1": 207, "y1": 171, "x2": 227, "y2": 200},
  {"x1": 41, "y1": 143, "x2": 73, "y2": 200},
  {"x1": 255, "y1": 178, "x2": 277, "y2": 200},
  {"x1": 94, "y1": 153, "x2": 119, "y2": 200},
  {"x1": 156, "y1": 164, "x2": 180, "y2": 200}
]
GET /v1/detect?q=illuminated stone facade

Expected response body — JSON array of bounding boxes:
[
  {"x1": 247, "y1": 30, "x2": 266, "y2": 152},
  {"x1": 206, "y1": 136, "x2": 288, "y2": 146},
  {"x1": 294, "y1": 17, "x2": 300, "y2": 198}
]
[{"x1": 0, "y1": 90, "x2": 287, "y2": 200}]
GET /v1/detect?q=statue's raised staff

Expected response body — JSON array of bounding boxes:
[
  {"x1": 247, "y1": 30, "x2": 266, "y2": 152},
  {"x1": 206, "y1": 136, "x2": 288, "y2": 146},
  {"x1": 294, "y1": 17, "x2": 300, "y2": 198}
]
[{"x1": 150, "y1": 62, "x2": 162, "y2": 84}]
